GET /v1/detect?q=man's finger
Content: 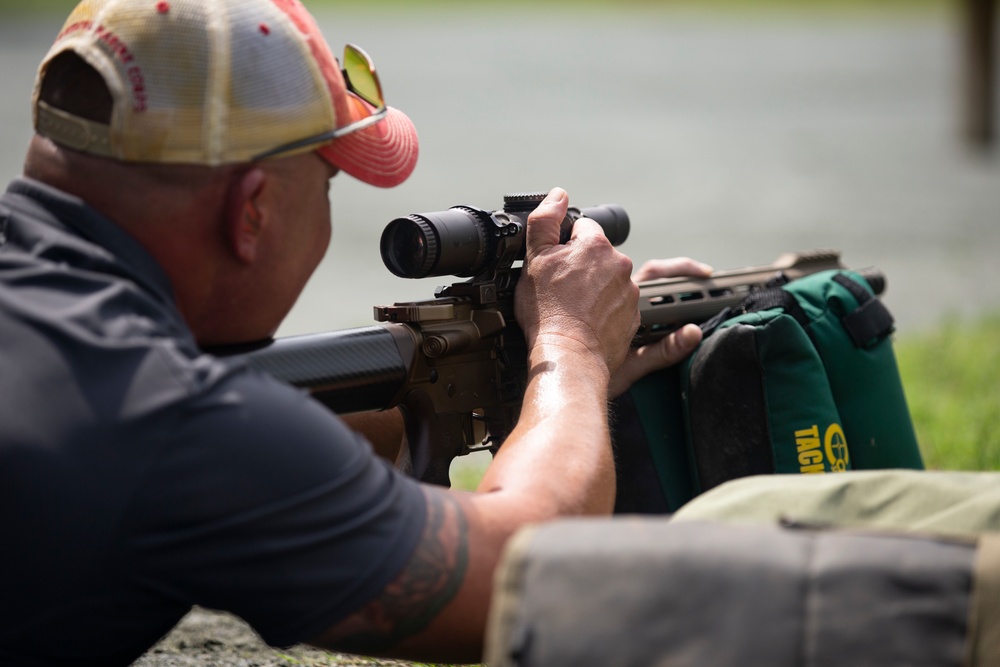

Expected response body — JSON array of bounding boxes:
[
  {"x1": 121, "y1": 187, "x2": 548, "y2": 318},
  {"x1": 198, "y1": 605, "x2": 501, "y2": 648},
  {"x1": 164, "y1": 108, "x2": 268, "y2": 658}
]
[
  {"x1": 608, "y1": 324, "x2": 703, "y2": 398},
  {"x1": 647, "y1": 324, "x2": 703, "y2": 367},
  {"x1": 632, "y1": 257, "x2": 713, "y2": 283},
  {"x1": 566, "y1": 216, "x2": 606, "y2": 244},
  {"x1": 525, "y1": 187, "x2": 568, "y2": 261}
]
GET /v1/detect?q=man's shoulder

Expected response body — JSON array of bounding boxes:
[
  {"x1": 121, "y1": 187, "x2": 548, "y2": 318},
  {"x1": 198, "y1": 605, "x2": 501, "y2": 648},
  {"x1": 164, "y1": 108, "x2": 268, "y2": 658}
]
[{"x1": 136, "y1": 345, "x2": 378, "y2": 491}]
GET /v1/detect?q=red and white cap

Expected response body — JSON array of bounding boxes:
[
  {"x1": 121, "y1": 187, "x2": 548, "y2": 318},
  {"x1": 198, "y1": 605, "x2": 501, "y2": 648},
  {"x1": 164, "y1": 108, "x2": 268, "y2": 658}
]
[{"x1": 32, "y1": 0, "x2": 418, "y2": 188}]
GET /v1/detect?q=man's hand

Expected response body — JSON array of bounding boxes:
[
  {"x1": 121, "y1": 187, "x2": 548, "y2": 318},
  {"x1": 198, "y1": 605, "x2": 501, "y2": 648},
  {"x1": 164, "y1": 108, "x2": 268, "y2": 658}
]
[
  {"x1": 314, "y1": 192, "x2": 710, "y2": 662},
  {"x1": 608, "y1": 258, "x2": 714, "y2": 398},
  {"x1": 514, "y1": 187, "x2": 639, "y2": 375}
]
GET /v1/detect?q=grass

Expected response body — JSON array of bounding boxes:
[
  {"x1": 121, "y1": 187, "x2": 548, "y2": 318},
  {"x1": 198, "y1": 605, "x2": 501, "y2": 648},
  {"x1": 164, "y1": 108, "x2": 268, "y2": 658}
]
[
  {"x1": 895, "y1": 314, "x2": 1000, "y2": 472},
  {"x1": 448, "y1": 452, "x2": 492, "y2": 492}
]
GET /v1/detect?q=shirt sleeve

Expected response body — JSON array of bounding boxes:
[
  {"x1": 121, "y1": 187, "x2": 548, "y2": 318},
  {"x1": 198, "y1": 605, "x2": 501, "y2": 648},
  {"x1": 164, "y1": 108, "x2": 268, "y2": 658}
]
[{"x1": 122, "y1": 368, "x2": 429, "y2": 648}]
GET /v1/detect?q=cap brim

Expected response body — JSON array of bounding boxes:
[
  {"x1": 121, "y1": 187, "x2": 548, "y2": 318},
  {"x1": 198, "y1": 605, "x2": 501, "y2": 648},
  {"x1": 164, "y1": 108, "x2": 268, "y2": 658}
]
[{"x1": 317, "y1": 96, "x2": 419, "y2": 189}]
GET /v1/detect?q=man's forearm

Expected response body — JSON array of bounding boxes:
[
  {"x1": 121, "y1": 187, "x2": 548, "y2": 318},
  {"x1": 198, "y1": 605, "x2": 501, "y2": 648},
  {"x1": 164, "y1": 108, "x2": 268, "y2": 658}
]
[{"x1": 475, "y1": 340, "x2": 616, "y2": 517}]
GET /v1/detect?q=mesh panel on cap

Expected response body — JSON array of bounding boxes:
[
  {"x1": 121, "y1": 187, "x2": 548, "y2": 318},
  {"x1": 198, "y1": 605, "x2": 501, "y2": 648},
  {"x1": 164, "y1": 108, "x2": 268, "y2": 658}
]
[
  {"x1": 116, "y1": 0, "x2": 214, "y2": 161},
  {"x1": 40, "y1": 0, "x2": 337, "y2": 165},
  {"x1": 63, "y1": 0, "x2": 108, "y2": 22},
  {"x1": 37, "y1": 0, "x2": 416, "y2": 181},
  {"x1": 225, "y1": 0, "x2": 335, "y2": 160}
]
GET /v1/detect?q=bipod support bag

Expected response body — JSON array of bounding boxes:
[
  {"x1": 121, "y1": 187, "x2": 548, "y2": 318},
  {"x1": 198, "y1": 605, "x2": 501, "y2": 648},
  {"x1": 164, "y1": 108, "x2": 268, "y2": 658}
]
[{"x1": 612, "y1": 269, "x2": 923, "y2": 514}]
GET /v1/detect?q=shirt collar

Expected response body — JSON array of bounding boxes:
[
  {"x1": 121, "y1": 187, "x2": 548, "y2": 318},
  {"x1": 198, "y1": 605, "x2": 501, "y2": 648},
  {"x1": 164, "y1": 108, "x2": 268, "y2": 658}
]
[{"x1": 2, "y1": 177, "x2": 177, "y2": 309}]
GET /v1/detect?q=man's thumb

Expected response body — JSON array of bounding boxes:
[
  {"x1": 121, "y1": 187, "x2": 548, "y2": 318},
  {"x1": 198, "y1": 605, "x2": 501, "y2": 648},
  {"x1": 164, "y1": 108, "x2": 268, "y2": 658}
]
[{"x1": 524, "y1": 187, "x2": 568, "y2": 260}]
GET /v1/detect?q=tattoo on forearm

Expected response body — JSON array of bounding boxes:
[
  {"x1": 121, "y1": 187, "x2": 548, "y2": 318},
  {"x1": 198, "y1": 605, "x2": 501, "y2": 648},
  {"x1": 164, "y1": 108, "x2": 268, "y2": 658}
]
[{"x1": 324, "y1": 488, "x2": 469, "y2": 654}]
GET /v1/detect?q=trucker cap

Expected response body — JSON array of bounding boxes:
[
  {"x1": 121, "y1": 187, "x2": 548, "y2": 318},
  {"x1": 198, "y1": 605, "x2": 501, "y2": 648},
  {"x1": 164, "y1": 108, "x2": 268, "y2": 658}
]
[{"x1": 31, "y1": 0, "x2": 418, "y2": 188}]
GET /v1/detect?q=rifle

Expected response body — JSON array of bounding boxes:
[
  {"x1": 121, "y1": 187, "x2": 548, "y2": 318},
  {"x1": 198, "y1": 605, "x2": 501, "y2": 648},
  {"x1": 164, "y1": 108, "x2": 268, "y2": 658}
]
[
  {"x1": 634, "y1": 249, "x2": 885, "y2": 345},
  {"x1": 235, "y1": 193, "x2": 884, "y2": 486}
]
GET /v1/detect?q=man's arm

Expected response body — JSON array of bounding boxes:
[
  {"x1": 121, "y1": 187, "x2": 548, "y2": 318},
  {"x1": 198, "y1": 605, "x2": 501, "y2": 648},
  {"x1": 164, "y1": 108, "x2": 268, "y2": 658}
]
[
  {"x1": 308, "y1": 187, "x2": 637, "y2": 662},
  {"x1": 309, "y1": 486, "x2": 470, "y2": 658}
]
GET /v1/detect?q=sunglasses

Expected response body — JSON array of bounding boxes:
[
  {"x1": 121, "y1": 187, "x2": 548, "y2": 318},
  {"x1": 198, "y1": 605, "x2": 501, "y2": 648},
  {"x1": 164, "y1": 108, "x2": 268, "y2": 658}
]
[{"x1": 252, "y1": 44, "x2": 387, "y2": 162}]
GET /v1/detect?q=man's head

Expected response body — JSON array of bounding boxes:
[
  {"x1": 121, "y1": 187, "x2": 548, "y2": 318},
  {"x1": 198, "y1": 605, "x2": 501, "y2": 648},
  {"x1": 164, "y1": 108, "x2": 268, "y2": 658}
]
[
  {"x1": 32, "y1": 0, "x2": 418, "y2": 186},
  {"x1": 25, "y1": 0, "x2": 420, "y2": 345}
]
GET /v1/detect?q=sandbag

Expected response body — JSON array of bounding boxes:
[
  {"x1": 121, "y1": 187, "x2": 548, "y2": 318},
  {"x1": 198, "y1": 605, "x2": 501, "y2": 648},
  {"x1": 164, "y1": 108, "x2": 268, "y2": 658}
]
[
  {"x1": 613, "y1": 269, "x2": 923, "y2": 513},
  {"x1": 485, "y1": 513, "x2": 1000, "y2": 667},
  {"x1": 672, "y1": 469, "x2": 1000, "y2": 538}
]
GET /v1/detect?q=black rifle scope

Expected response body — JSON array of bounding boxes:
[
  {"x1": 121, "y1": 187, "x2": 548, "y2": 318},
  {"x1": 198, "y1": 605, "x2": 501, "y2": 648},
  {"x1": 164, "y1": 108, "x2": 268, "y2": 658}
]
[{"x1": 380, "y1": 192, "x2": 630, "y2": 280}]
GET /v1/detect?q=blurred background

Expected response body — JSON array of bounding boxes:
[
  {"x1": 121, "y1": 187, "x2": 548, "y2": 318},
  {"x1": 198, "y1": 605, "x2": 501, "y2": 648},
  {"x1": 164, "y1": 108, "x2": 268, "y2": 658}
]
[{"x1": 1, "y1": 0, "x2": 997, "y2": 338}]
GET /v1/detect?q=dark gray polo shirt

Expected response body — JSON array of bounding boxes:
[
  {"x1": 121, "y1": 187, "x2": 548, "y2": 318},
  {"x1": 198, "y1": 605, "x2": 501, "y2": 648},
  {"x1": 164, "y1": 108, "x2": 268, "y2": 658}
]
[{"x1": 0, "y1": 178, "x2": 427, "y2": 666}]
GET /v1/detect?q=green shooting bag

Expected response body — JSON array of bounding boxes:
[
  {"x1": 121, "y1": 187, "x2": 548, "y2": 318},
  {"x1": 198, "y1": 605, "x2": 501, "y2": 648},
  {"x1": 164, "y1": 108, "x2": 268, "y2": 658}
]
[{"x1": 613, "y1": 269, "x2": 924, "y2": 514}]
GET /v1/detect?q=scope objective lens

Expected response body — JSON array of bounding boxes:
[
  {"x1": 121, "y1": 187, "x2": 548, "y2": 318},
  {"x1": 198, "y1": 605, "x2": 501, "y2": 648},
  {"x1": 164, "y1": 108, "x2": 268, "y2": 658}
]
[
  {"x1": 380, "y1": 216, "x2": 437, "y2": 279},
  {"x1": 380, "y1": 207, "x2": 491, "y2": 279}
]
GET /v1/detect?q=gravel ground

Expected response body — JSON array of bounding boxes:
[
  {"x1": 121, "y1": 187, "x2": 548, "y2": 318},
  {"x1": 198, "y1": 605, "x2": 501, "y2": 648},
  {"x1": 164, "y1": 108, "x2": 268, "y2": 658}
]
[{"x1": 132, "y1": 608, "x2": 453, "y2": 667}]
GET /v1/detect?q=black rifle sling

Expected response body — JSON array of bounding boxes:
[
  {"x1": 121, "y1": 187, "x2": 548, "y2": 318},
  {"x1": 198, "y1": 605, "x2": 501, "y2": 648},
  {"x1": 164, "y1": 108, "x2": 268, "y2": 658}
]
[
  {"x1": 736, "y1": 288, "x2": 809, "y2": 326},
  {"x1": 698, "y1": 288, "x2": 805, "y2": 338}
]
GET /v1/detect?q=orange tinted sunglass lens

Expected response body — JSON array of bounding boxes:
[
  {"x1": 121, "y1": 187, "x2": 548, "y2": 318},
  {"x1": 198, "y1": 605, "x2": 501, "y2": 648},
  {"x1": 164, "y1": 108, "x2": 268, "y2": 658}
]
[{"x1": 343, "y1": 44, "x2": 383, "y2": 109}]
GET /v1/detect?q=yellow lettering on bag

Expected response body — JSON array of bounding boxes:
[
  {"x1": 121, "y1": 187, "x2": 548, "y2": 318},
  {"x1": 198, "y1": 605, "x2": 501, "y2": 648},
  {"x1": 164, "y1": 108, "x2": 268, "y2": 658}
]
[
  {"x1": 795, "y1": 425, "x2": 820, "y2": 441},
  {"x1": 793, "y1": 423, "x2": 850, "y2": 473},
  {"x1": 795, "y1": 425, "x2": 824, "y2": 473},
  {"x1": 799, "y1": 449, "x2": 824, "y2": 466},
  {"x1": 796, "y1": 437, "x2": 820, "y2": 453}
]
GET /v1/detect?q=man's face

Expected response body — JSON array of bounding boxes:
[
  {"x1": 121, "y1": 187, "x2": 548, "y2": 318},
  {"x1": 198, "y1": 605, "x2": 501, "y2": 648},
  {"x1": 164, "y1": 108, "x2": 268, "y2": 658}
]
[{"x1": 253, "y1": 152, "x2": 337, "y2": 336}]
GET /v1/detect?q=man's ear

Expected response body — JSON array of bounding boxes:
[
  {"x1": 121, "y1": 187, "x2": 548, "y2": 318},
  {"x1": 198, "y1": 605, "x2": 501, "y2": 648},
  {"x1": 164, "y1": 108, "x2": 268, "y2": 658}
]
[{"x1": 225, "y1": 168, "x2": 267, "y2": 263}]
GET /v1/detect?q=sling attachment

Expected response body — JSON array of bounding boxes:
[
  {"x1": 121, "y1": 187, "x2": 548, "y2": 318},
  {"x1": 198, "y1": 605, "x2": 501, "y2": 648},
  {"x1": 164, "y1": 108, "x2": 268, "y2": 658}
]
[
  {"x1": 700, "y1": 272, "x2": 893, "y2": 350},
  {"x1": 698, "y1": 306, "x2": 732, "y2": 337},
  {"x1": 738, "y1": 288, "x2": 810, "y2": 326},
  {"x1": 832, "y1": 273, "x2": 895, "y2": 349},
  {"x1": 701, "y1": 287, "x2": 810, "y2": 338}
]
